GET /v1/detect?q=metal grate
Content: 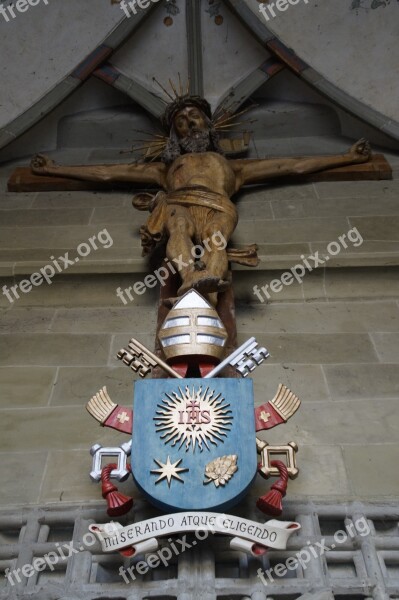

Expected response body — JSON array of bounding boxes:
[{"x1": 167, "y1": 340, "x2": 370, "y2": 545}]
[{"x1": 0, "y1": 501, "x2": 398, "y2": 600}]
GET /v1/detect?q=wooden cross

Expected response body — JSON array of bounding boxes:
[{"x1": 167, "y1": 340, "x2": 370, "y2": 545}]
[{"x1": 7, "y1": 155, "x2": 392, "y2": 193}]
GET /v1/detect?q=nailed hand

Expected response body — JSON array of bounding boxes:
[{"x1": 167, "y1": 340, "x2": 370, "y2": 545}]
[
  {"x1": 31, "y1": 153, "x2": 56, "y2": 174},
  {"x1": 349, "y1": 138, "x2": 371, "y2": 163}
]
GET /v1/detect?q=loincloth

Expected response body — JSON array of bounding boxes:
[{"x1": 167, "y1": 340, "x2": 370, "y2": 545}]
[
  {"x1": 166, "y1": 187, "x2": 238, "y2": 221},
  {"x1": 136, "y1": 186, "x2": 258, "y2": 267},
  {"x1": 168, "y1": 187, "x2": 238, "y2": 243}
]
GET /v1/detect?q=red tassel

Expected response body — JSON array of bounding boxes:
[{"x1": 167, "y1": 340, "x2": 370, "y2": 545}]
[
  {"x1": 256, "y1": 460, "x2": 288, "y2": 517},
  {"x1": 101, "y1": 463, "x2": 133, "y2": 517}
]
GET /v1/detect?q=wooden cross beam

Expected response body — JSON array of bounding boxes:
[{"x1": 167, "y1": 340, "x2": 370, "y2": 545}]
[{"x1": 7, "y1": 153, "x2": 392, "y2": 193}]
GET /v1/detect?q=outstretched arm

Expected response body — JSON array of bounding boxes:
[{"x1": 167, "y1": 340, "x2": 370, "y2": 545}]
[
  {"x1": 232, "y1": 139, "x2": 371, "y2": 189},
  {"x1": 31, "y1": 154, "x2": 166, "y2": 187}
]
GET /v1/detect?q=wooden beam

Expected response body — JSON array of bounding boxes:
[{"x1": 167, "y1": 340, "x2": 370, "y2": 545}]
[
  {"x1": 284, "y1": 153, "x2": 392, "y2": 182},
  {"x1": 152, "y1": 272, "x2": 179, "y2": 379},
  {"x1": 216, "y1": 283, "x2": 239, "y2": 379},
  {"x1": 7, "y1": 169, "x2": 153, "y2": 193},
  {"x1": 7, "y1": 154, "x2": 392, "y2": 193}
]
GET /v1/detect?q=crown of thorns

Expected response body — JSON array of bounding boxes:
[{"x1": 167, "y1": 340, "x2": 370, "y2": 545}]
[{"x1": 161, "y1": 95, "x2": 213, "y2": 131}]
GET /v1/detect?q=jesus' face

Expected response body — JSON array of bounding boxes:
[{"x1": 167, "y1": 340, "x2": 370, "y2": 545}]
[
  {"x1": 172, "y1": 106, "x2": 211, "y2": 154},
  {"x1": 173, "y1": 106, "x2": 208, "y2": 137}
]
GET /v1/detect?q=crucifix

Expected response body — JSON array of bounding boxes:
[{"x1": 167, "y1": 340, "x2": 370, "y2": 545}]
[{"x1": 30, "y1": 88, "x2": 372, "y2": 307}]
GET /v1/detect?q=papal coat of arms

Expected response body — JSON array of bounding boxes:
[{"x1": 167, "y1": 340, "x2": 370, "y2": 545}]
[{"x1": 87, "y1": 289, "x2": 301, "y2": 557}]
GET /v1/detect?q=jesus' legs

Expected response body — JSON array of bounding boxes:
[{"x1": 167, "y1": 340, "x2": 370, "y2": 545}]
[
  {"x1": 201, "y1": 212, "x2": 236, "y2": 283},
  {"x1": 165, "y1": 206, "x2": 196, "y2": 287},
  {"x1": 165, "y1": 205, "x2": 236, "y2": 299}
]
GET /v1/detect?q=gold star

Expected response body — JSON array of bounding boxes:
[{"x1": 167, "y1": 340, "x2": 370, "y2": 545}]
[{"x1": 151, "y1": 456, "x2": 188, "y2": 487}]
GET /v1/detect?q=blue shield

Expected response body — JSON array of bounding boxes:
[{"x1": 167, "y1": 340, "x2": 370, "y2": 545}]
[{"x1": 131, "y1": 378, "x2": 257, "y2": 512}]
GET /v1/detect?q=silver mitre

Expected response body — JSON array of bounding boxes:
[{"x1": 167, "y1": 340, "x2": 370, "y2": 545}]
[{"x1": 158, "y1": 290, "x2": 228, "y2": 363}]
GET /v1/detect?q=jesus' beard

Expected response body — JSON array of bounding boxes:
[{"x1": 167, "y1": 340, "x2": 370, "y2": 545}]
[
  {"x1": 178, "y1": 129, "x2": 212, "y2": 154},
  {"x1": 162, "y1": 125, "x2": 224, "y2": 164}
]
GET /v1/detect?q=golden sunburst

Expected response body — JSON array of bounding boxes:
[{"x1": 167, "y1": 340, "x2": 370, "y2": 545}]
[{"x1": 154, "y1": 386, "x2": 233, "y2": 452}]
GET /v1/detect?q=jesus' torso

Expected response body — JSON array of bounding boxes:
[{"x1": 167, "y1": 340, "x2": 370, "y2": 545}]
[{"x1": 165, "y1": 152, "x2": 237, "y2": 198}]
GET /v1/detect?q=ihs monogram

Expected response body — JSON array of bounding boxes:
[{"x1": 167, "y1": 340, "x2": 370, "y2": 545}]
[
  {"x1": 177, "y1": 399, "x2": 211, "y2": 425},
  {"x1": 154, "y1": 386, "x2": 233, "y2": 452}
]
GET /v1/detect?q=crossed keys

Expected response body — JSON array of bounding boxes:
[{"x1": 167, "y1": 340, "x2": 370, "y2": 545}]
[
  {"x1": 117, "y1": 336, "x2": 269, "y2": 379},
  {"x1": 117, "y1": 338, "x2": 183, "y2": 379},
  {"x1": 205, "y1": 337, "x2": 269, "y2": 378}
]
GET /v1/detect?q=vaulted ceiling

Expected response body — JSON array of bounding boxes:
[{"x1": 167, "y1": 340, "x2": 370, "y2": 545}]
[{"x1": 0, "y1": 0, "x2": 398, "y2": 150}]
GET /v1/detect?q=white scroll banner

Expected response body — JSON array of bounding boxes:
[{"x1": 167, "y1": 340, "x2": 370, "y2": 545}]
[
  {"x1": 230, "y1": 536, "x2": 268, "y2": 556},
  {"x1": 89, "y1": 512, "x2": 300, "y2": 554}
]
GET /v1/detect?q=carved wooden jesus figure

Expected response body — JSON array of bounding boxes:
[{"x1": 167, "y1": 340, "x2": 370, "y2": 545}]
[{"x1": 31, "y1": 95, "x2": 371, "y2": 303}]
